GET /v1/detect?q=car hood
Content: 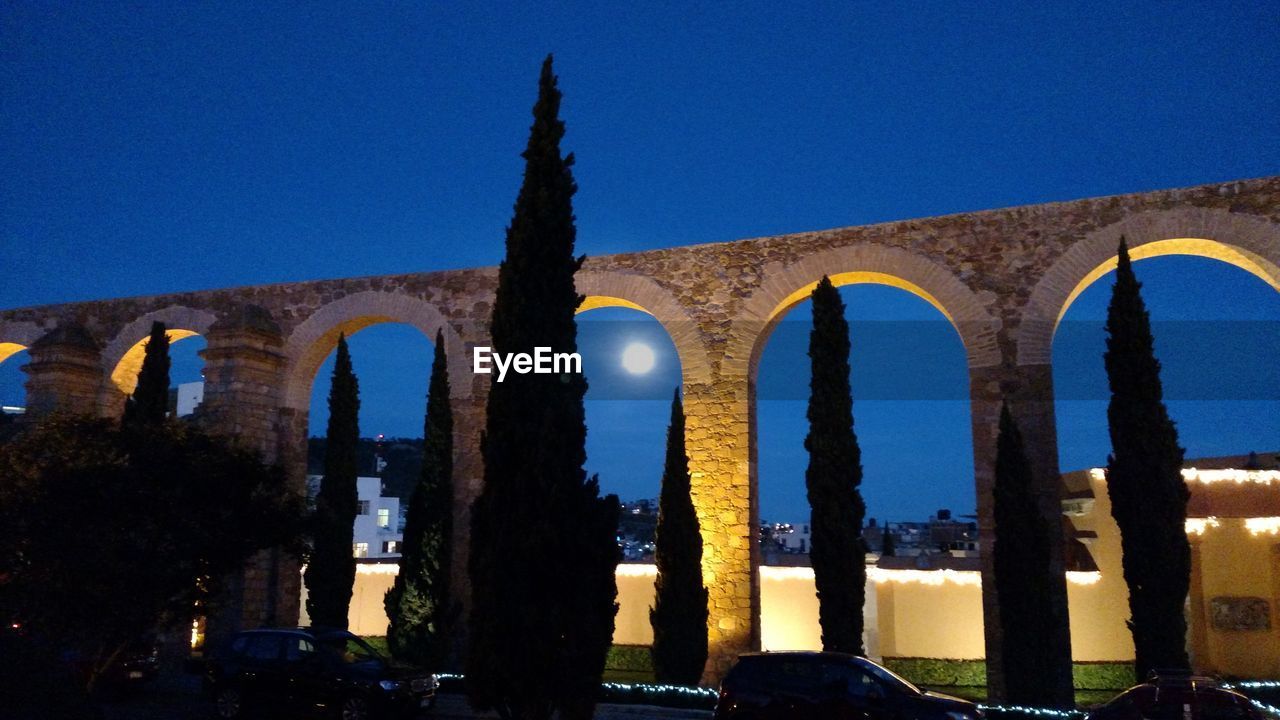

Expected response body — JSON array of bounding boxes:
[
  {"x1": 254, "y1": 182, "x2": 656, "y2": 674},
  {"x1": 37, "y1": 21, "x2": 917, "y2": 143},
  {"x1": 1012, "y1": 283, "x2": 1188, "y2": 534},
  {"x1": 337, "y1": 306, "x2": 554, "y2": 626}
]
[{"x1": 921, "y1": 690, "x2": 979, "y2": 709}]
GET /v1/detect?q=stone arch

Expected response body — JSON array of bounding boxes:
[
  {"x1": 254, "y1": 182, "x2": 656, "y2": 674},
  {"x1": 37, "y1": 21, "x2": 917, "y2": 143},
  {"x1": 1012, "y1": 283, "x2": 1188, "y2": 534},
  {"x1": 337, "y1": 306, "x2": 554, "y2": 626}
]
[
  {"x1": 281, "y1": 290, "x2": 466, "y2": 411},
  {"x1": 103, "y1": 306, "x2": 219, "y2": 395},
  {"x1": 738, "y1": 243, "x2": 1001, "y2": 376},
  {"x1": 1017, "y1": 208, "x2": 1280, "y2": 365},
  {"x1": 575, "y1": 269, "x2": 712, "y2": 385},
  {"x1": 0, "y1": 320, "x2": 43, "y2": 366}
]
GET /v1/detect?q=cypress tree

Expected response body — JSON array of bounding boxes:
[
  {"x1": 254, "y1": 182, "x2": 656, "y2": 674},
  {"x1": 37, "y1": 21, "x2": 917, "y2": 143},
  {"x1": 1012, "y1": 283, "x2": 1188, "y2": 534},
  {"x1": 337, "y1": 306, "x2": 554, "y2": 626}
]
[
  {"x1": 304, "y1": 333, "x2": 361, "y2": 629},
  {"x1": 122, "y1": 321, "x2": 170, "y2": 426},
  {"x1": 467, "y1": 56, "x2": 620, "y2": 720},
  {"x1": 649, "y1": 389, "x2": 709, "y2": 685},
  {"x1": 1103, "y1": 238, "x2": 1191, "y2": 679},
  {"x1": 385, "y1": 330, "x2": 455, "y2": 669},
  {"x1": 804, "y1": 276, "x2": 866, "y2": 655},
  {"x1": 881, "y1": 524, "x2": 895, "y2": 557},
  {"x1": 993, "y1": 403, "x2": 1062, "y2": 705}
]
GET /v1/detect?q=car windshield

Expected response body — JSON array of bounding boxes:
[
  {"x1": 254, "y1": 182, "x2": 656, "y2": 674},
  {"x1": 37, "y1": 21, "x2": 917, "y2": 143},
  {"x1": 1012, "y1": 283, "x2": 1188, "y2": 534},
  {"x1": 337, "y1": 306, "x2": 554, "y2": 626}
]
[
  {"x1": 316, "y1": 633, "x2": 384, "y2": 665},
  {"x1": 857, "y1": 659, "x2": 922, "y2": 696}
]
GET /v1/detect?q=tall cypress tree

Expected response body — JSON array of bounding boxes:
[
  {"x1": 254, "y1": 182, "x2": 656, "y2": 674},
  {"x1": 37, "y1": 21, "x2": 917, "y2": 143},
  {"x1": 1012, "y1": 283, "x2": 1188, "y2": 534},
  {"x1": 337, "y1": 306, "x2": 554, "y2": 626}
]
[
  {"x1": 385, "y1": 330, "x2": 455, "y2": 669},
  {"x1": 304, "y1": 333, "x2": 361, "y2": 629},
  {"x1": 993, "y1": 403, "x2": 1060, "y2": 705},
  {"x1": 467, "y1": 56, "x2": 620, "y2": 720},
  {"x1": 804, "y1": 276, "x2": 866, "y2": 655},
  {"x1": 1103, "y1": 238, "x2": 1190, "y2": 679},
  {"x1": 649, "y1": 389, "x2": 708, "y2": 685},
  {"x1": 881, "y1": 524, "x2": 895, "y2": 557},
  {"x1": 122, "y1": 321, "x2": 170, "y2": 426}
]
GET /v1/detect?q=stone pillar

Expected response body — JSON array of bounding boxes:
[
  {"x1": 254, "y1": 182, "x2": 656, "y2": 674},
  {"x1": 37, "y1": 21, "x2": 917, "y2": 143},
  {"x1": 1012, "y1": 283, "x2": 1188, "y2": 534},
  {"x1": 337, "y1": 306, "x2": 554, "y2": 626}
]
[
  {"x1": 23, "y1": 323, "x2": 104, "y2": 418},
  {"x1": 447, "y1": 385, "x2": 486, "y2": 669},
  {"x1": 197, "y1": 305, "x2": 296, "y2": 641},
  {"x1": 685, "y1": 374, "x2": 757, "y2": 683},
  {"x1": 969, "y1": 362, "x2": 1074, "y2": 704}
]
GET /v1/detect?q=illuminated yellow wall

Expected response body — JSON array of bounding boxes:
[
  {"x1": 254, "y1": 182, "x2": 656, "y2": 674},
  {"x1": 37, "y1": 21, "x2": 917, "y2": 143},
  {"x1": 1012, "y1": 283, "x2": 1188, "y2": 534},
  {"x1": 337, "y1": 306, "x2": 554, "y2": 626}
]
[
  {"x1": 1193, "y1": 520, "x2": 1280, "y2": 677},
  {"x1": 614, "y1": 565, "x2": 658, "y2": 645},
  {"x1": 1067, "y1": 470, "x2": 1137, "y2": 662},
  {"x1": 876, "y1": 575, "x2": 985, "y2": 659},
  {"x1": 759, "y1": 567, "x2": 824, "y2": 652}
]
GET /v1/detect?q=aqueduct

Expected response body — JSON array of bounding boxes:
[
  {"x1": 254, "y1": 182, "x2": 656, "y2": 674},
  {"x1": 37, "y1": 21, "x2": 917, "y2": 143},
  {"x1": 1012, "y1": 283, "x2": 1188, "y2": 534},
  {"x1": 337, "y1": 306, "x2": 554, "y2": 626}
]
[{"x1": 3, "y1": 176, "x2": 1278, "y2": 687}]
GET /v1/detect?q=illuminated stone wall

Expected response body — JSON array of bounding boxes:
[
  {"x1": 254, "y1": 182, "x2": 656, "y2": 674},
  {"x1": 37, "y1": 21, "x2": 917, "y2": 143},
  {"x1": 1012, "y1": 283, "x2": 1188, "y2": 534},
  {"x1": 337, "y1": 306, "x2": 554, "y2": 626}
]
[{"x1": 3, "y1": 176, "x2": 1279, "y2": 685}]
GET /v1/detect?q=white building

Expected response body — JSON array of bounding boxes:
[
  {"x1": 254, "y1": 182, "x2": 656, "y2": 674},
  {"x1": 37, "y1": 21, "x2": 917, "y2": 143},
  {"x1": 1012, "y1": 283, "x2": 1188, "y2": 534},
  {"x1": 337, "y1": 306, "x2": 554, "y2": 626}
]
[
  {"x1": 307, "y1": 475, "x2": 403, "y2": 559},
  {"x1": 173, "y1": 381, "x2": 204, "y2": 417}
]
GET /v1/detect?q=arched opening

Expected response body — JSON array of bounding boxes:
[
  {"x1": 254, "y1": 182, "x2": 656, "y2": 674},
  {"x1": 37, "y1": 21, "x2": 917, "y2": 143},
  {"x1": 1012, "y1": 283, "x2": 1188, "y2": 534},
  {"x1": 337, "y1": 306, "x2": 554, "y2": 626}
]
[
  {"x1": 106, "y1": 330, "x2": 208, "y2": 418},
  {"x1": 752, "y1": 279, "x2": 975, "y2": 657},
  {"x1": 293, "y1": 317, "x2": 437, "y2": 634},
  {"x1": 0, "y1": 343, "x2": 30, "y2": 418},
  {"x1": 576, "y1": 299, "x2": 684, "y2": 656},
  {"x1": 1054, "y1": 253, "x2": 1280, "y2": 472},
  {"x1": 1051, "y1": 252, "x2": 1280, "y2": 668}
]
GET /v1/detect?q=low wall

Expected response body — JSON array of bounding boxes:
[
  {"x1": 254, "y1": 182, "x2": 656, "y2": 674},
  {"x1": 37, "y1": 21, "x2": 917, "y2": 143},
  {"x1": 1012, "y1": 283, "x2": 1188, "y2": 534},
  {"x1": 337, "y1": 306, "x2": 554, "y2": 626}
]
[{"x1": 314, "y1": 562, "x2": 1127, "y2": 664}]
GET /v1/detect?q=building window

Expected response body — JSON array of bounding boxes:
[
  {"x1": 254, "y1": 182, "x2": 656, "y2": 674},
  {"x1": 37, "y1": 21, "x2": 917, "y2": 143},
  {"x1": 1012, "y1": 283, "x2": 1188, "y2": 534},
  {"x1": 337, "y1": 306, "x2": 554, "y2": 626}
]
[
  {"x1": 357, "y1": 500, "x2": 370, "y2": 515},
  {"x1": 353, "y1": 542, "x2": 368, "y2": 558},
  {"x1": 382, "y1": 541, "x2": 398, "y2": 554},
  {"x1": 377, "y1": 508, "x2": 390, "y2": 528}
]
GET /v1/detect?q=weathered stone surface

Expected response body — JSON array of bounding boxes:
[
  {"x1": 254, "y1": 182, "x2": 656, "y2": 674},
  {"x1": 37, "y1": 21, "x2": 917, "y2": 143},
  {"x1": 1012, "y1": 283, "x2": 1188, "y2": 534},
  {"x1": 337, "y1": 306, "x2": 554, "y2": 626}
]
[{"x1": 2, "y1": 176, "x2": 1278, "y2": 688}]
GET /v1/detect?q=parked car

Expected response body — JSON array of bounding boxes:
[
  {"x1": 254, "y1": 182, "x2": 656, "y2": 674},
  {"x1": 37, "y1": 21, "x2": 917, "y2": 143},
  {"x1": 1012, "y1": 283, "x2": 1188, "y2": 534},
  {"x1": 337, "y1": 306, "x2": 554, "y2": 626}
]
[
  {"x1": 714, "y1": 651, "x2": 984, "y2": 720},
  {"x1": 204, "y1": 627, "x2": 438, "y2": 719},
  {"x1": 1088, "y1": 671, "x2": 1269, "y2": 720}
]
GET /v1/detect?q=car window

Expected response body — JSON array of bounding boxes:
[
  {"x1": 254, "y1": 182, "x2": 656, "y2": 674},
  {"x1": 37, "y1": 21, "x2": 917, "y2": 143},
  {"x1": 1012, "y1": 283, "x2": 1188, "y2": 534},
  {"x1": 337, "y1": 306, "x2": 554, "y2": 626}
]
[
  {"x1": 772, "y1": 660, "x2": 821, "y2": 693},
  {"x1": 858, "y1": 659, "x2": 920, "y2": 696},
  {"x1": 818, "y1": 662, "x2": 877, "y2": 697},
  {"x1": 242, "y1": 634, "x2": 282, "y2": 661},
  {"x1": 283, "y1": 636, "x2": 318, "y2": 662},
  {"x1": 317, "y1": 633, "x2": 383, "y2": 665}
]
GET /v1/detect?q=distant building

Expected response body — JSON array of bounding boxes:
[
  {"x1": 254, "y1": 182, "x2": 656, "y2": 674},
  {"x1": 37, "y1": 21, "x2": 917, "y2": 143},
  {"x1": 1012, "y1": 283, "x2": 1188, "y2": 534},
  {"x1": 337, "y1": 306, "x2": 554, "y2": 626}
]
[
  {"x1": 171, "y1": 381, "x2": 204, "y2": 417},
  {"x1": 307, "y1": 475, "x2": 403, "y2": 559}
]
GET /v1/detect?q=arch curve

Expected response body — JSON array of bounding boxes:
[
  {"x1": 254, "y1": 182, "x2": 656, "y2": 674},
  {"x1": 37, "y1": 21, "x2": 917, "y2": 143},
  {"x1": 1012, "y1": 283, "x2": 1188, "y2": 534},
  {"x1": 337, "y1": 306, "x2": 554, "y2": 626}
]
[
  {"x1": 737, "y1": 243, "x2": 1001, "y2": 375},
  {"x1": 281, "y1": 291, "x2": 466, "y2": 411},
  {"x1": 0, "y1": 320, "x2": 44, "y2": 365},
  {"x1": 1017, "y1": 208, "x2": 1280, "y2": 365},
  {"x1": 575, "y1": 269, "x2": 713, "y2": 384},
  {"x1": 103, "y1": 306, "x2": 219, "y2": 395}
]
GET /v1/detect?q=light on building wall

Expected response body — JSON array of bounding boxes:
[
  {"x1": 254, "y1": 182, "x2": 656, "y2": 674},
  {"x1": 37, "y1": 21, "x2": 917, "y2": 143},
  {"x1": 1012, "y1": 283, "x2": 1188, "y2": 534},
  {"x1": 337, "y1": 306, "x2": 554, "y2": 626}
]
[
  {"x1": 1244, "y1": 517, "x2": 1280, "y2": 536},
  {"x1": 1185, "y1": 517, "x2": 1221, "y2": 536},
  {"x1": 1182, "y1": 468, "x2": 1280, "y2": 485}
]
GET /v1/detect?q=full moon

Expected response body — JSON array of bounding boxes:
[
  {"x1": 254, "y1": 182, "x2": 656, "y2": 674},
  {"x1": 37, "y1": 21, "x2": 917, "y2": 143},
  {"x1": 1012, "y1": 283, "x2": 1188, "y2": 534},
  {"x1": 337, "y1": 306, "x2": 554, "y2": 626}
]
[{"x1": 621, "y1": 342, "x2": 656, "y2": 375}]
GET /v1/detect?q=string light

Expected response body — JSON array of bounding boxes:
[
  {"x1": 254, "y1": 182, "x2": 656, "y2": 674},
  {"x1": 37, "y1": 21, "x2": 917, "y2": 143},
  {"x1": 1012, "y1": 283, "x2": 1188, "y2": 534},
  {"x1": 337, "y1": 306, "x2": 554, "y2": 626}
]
[
  {"x1": 1244, "y1": 517, "x2": 1280, "y2": 536},
  {"x1": 1185, "y1": 517, "x2": 1221, "y2": 536},
  {"x1": 1182, "y1": 468, "x2": 1280, "y2": 485},
  {"x1": 982, "y1": 704, "x2": 1084, "y2": 718}
]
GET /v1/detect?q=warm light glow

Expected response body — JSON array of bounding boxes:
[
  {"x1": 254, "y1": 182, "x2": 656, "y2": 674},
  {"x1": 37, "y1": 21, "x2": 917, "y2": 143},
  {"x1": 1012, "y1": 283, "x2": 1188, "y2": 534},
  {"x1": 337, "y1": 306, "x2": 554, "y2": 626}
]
[
  {"x1": 355, "y1": 563, "x2": 400, "y2": 576},
  {"x1": 0, "y1": 342, "x2": 26, "y2": 365},
  {"x1": 621, "y1": 342, "x2": 655, "y2": 374},
  {"x1": 577, "y1": 296, "x2": 651, "y2": 315},
  {"x1": 1066, "y1": 571, "x2": 1102, "y2": 586},
  {"x1": 1182, "y1": 468, "x2": 1280, "y2": 485},
  {"x1": 767, "y1": 271, "x2": 956, "y2": 326},
  {"x1": 110, "y1": 329, "x2": 199, "y2": 394},
  {"x1": 1245, "y1": 517, "x2": 1280, "y2": 536},
  {"x1": 1185, "y1": 517, "x2": 1221, "y2": 536},
  {"x1": 1058, "y1": 238, "x2": 1280, "y2": 327},
  {"x1": 616, "y1": 564, "x2": 658, "y2": 578},
  {"x1": 867, "y1": 567, "x2": 982, "y2": 587}
]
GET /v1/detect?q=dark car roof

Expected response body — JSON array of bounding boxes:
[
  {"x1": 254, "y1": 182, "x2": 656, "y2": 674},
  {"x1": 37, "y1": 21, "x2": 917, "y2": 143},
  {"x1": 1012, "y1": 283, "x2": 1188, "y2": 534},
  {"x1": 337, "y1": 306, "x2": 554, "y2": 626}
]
[{"x1": 737, "y1": 651, "x2": 863, "y2": 661}]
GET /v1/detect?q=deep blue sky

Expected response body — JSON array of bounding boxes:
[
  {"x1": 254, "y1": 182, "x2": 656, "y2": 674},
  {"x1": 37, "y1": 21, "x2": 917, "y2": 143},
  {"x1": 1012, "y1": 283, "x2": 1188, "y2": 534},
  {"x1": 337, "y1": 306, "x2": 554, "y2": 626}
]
[{"x1": 2, "y1": 2, "x2": 1278, "y2": 521}]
